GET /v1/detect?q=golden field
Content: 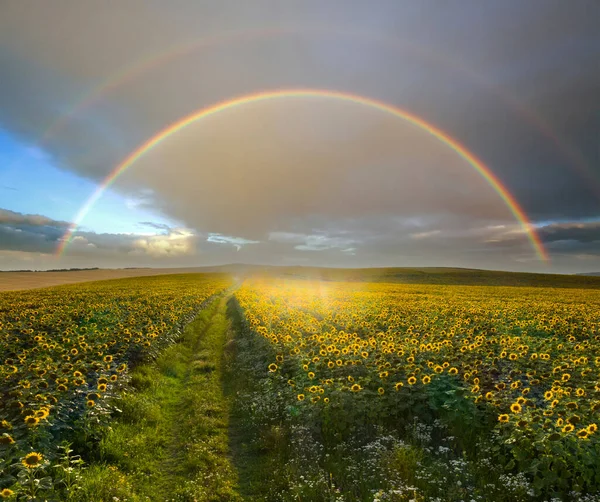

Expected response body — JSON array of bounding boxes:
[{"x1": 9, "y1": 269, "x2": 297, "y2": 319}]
[{"x1": 235, "y1": 277, "x2": 600, "y2": 499}]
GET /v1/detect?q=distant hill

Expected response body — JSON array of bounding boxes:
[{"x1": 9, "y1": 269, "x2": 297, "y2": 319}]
[
  {"x1": 3, "y1": 264, "x2": 600, "y2": 292},
  {"x1": 238, "y1": 265, "x2": 600, "y2": 289},
  {"x1": 577, "y1": 272, "x2": 600, "y2": 277}
]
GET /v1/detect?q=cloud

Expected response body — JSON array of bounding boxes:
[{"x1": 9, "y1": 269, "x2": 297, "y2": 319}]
[
  {"x1": 138, "y1": 221, "x2": 172, "y2": 232},
  {"x1": 537, "y1": 220, "x2": 600, "y2": 244},
  {"x1": 0, "y1": 209, "x2": 70, "y2": 253},
  {"x1": 0, "y1": 208, "x2": 200, "y2": 263},
  {"x1": 410, "y1": 230, "x2": 441, "y2": 240},
  {"x1": 130, "y1": 229, "x2": 196, "y2": 257},
  {"x1": 0, "y1": 208, "x2": 70, "y2": 229},
  {"x1": 206, "y1": 233, "x2": 259, "y2": 251}
]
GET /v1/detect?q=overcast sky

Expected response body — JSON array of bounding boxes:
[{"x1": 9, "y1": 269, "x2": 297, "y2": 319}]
[{"x1": 0, "y1": 0, "x2": 598, "y2": 273}]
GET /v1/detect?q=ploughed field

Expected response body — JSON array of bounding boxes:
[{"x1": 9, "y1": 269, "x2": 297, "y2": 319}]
[{"x1": 0, "y1": 271, "x2": 599, "y2": 501}]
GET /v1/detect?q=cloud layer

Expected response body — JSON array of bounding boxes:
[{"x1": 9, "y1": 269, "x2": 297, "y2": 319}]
[{"x1": 0, "y1": 1, "x2": 598, "y2": 272}]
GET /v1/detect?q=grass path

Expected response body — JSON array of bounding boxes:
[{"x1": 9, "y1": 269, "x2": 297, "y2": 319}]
[{"x1": 75, "y1": 294, "x2": 243, "y2": 501}]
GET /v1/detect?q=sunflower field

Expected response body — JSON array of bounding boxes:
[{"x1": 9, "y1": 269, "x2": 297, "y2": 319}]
[
  {"x1": 0, "y1": 273, "x2": 230, "y2": 498},
  {"x1": 235, "y1": 277, "x2": 600, "y2": 499}
]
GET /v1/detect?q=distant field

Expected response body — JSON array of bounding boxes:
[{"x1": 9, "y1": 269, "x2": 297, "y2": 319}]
[
  {"x1": 0, "y1": 267, "x2": 213, "y2": 291},
  {"x1": 3, "y1": 265, "x2": 600, "y2": 292}
]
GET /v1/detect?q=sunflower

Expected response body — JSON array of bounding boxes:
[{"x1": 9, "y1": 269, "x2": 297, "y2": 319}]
[
  {"x1": 587, "y1": 423, "x2": 598, "y2": 434},
  {"x1": 498, "y1": 414, "x2": 509, "y2": 423},
  {"x1": 576, "y1": 388, "x2": 585, "y2": 397},
  {"x1": 268, "y1": 363, "x2": 278, "y2": 372},
  {"x1": 86, "y1": 400, "x2": 95, "y2": 408},
  {"x1": 24, "y1": 415, "x2": 39, "y2": 427},
  {"x1": 350, "y1": 384, "x2": 362, "y2": 392},
  {"x1": 577, "y1": 429, "x2": 589, "y2": 440},
  {"x1": 544, "y1": 390, "x2": 554, "y2": 400},
  {"x1": 22, "y1": 452, "x2": 43, "y2": 468},
  {"x1": 297, "y1": 394, "x2": 305, "y2": 401},
  {"x1": 448, "y1": 367, "x2": 458, "y2": 375},
  {"x1": 378, "y1": 387, "x2": 385, "y2": 395},
  {"x1": 407, "y1": 376, "x2": 417, "y2": 385},
  {"x1": 394, "y1": 382, "x2": 404, "y2": 391},
  {"x1": 98, "y1": 383, "x2": 107, "y2": 392},
  {"x1": 0, "y1": 488, "x2": 14, "y2": 498},
  {"x1": 35, "y1": 408, "x2": 50, "y2": 419},
  {"x1": 422, "y1": 376, "x2": 431, "y2": 385},
  {"x1": 0, "y1": 434, "x2": 15, "y2": 445},
  {"x1": 562, "y1": 424, "x2": 575, "y2": 433},
  {"x1": 510, "y1": 403, "x2": 522, "y2": 414}
]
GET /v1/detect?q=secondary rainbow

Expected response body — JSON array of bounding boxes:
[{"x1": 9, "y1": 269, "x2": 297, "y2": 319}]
[
  {"x1": 34, "y1": 26, "x2": 596, "y2": 194},
  {"x1": 56, "y1": 89, "x2": 549, "y2": 261}
]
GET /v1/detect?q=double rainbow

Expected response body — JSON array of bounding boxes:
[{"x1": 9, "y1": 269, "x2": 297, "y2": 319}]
[{"x1": 56, "y1": 89, "x2": 549, "y2": 261}]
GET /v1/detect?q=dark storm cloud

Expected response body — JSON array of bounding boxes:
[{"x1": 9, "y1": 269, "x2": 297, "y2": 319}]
[
  {"x1": 0, "y1": 208, "x2": 201, "y2": 261},
  {"x1": 0, "y1": 209, "x2": 69, "y2": 229},
  {"x1": 0, "y1": 0, "x2": 598, "y2": 272},
  {"x1": 0, "y1": 209, "x2": 69, "y2": 253},
  {"x1": 538, "y1": 221, "x2": 600, "y2": 244}
]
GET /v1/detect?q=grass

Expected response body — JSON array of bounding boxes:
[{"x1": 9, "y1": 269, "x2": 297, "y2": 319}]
[{"x1": 72, "y1": 294, "x2": 242, "y2": 501}]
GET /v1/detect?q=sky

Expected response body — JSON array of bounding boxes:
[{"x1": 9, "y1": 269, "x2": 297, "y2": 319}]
[{"x1": 0, "y1": 0, "x2": 598, "y2": 273}]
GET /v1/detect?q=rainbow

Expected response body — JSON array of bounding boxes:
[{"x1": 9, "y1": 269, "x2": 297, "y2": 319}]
[{"x1": 56, "y1": 89, "x2": 549, "y2": 261}]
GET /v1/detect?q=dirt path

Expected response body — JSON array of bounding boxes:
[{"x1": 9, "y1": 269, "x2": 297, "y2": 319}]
[{"x1": 75, "y1": 293, "x2": 243, "y2": 501}]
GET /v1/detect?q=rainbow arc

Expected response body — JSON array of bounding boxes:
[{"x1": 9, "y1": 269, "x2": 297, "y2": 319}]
[{"x1": 56, "y1": 89, "x2": 549, "y2": 261}]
